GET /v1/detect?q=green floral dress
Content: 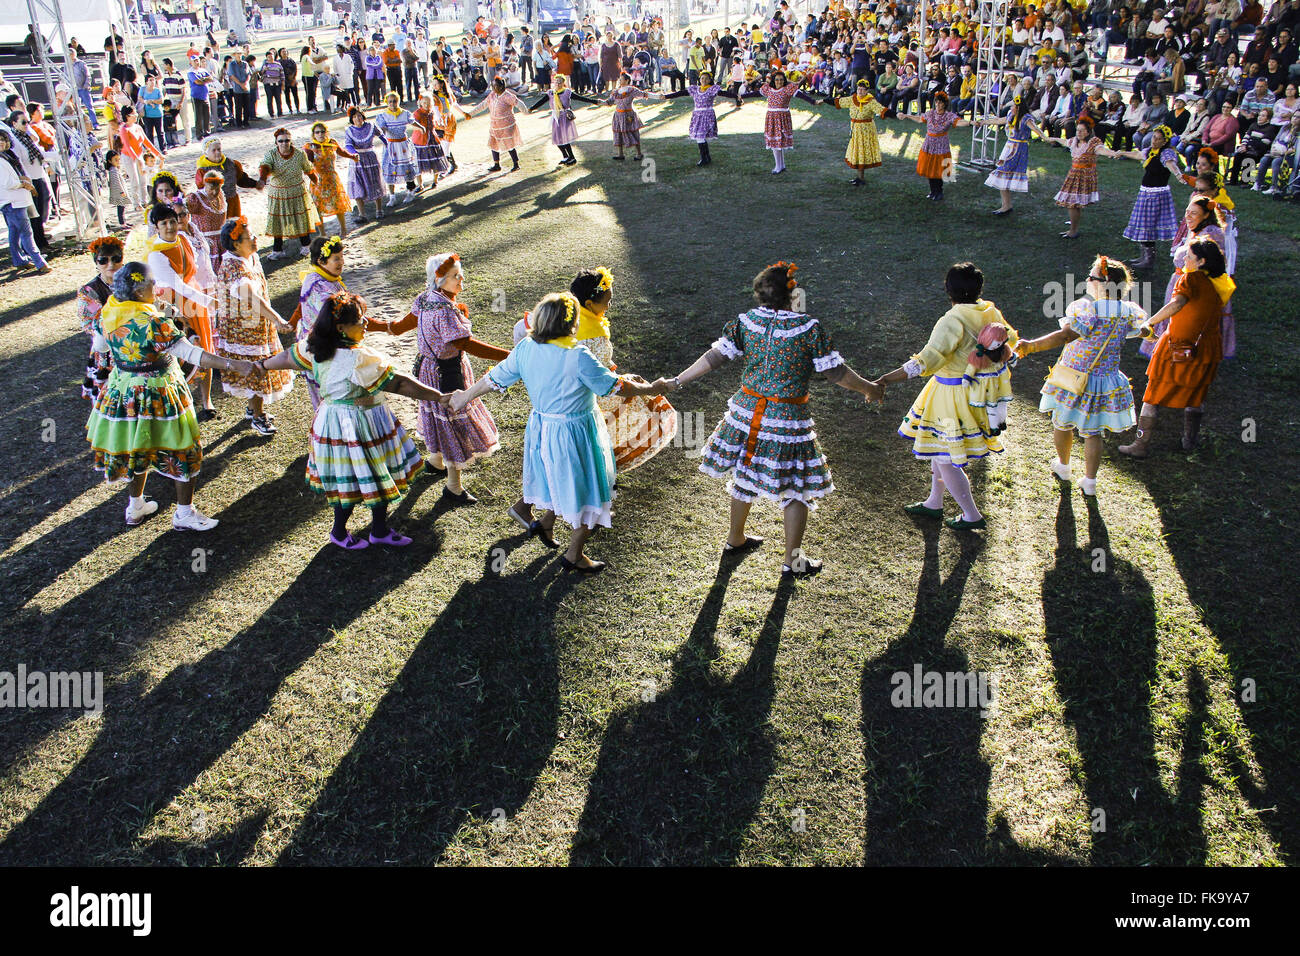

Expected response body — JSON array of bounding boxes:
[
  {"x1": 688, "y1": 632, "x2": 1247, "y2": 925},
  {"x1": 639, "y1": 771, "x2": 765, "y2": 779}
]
[
  {"x1": 85, "y1": 298, "x2": 203, "y2": 483},
  {"x1": 698, "y1": 307, "x2": 842, "y2": 508},
  {"x1": 260, "y1": 146, "x2": 321, "y2": 239}
]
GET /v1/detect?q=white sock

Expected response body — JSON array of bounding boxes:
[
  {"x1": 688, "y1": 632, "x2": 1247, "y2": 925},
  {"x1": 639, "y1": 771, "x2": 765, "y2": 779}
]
[
  {"x1": 175, "y1": 504, "x2": 193, "y2": 519},
  {"x1": 128, "y1": 495, "x2": 145, "y2": 511},
  {"x1": 937, "y1": 461, "x2": 981, "y2": 521},
  {"x1": 923, "y1": 461, "x2": 946, "y2": 509}
]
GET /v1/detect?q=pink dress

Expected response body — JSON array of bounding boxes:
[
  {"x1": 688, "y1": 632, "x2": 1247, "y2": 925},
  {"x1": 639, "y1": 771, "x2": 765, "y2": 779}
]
[
  {"x1": 485, "y1": 89, "x2": 523, "y2": 152},
  {"x1": 760, "y1": 83, "x2": 798, "y2": 149},
  {"x1": 609, "y1": 87, "x2": 648, "y2": 146},
  {"x1": 413, "y1": 290, "x2": 501, "y2": 467}
]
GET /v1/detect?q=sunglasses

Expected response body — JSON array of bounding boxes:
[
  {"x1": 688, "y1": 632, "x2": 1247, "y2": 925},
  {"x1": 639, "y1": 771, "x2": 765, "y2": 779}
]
[
  {"x1": 96, "y1": 255, "x2": 124, "y2": 264},
  {"x1": 276, "y1": 137, "x2": 291, "y2": 142}
]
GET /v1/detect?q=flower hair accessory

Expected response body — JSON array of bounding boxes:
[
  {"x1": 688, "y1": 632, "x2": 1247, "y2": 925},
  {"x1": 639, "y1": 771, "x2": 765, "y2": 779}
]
[
  {"x1": 594, "y1": 267, "x2": 613, "y2": 294},
  {"x1": 561, "y1": 292, "x2": 578, "y2": 329},
  {"x1": 228, "y1": 216, "x2": 250, "y2": 243},
  {"x1": 150, "y1": 168, "x2": 180, "y2": 191},
  {"x1": 88, "y1": 235, "x2": 124, "y2": 257},
  {"x1": 320, "y1": 235, "x2": 343, "y2": 258},
  {"x1": 433, "y1": 252, "x2": 461, "y2": 278},
  {"x1": 129, "y1": 271, "x2": 144, "y2": 282},
  {"x1": 769, "y1": 260, "x2": 799, "y2": 289}
]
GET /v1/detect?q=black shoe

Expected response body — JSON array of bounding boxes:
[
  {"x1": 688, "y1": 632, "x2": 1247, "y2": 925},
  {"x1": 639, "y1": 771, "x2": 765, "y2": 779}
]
[
  {"x1": 441, "y1": 487, "x2": 477, "y2": 506},
  {"x1": 781, "y1": 557, "x2": 823, "y2": 579},
  {"x1": 722, "y1": 535, "x2": 764, "y2": 554},
  {"x1": 423, "y1": 459, "x2": 448, "y2": 477},
  {"x1": 250, "y1": 414, "x2": 277, "y2": 436},
  {"x1": 487, "y1": 164, "x2": 502, "y2": 172},
  {"x1": 509, "y1": 163, "x2": 520, "y2": 172},
  {"x1": 196, "y1": 407, "x2": 218, "y2": 422},
  {"x1": 559, "y1": 554, "x2": 606, "y2": 575},
  {"x1": 529, "y1": 520, "x2": 559, "y2": 549}
]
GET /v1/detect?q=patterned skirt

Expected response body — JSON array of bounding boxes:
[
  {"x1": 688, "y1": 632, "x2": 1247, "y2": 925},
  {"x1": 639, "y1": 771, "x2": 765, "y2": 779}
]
[
  {"x1": 1055, "y1": 163, "x2": 1099, "y2": 207},
  {"x1": 612, "y1": 109, "x2": 643, "y2": 147},
  {"x1": 349, "y1": 149, "x2": 385, "y2": 201},
  {"x1": 311, "y1": 166, "x2": 350, "y2": 217},
  {"x1": 845, "y1": 122, "x2": 882, "y2": 169},
  {"x1": 487, "y1": 116, "x2": 524, "y2": 152},
  {"x1": 216, "y1": 309, "x2": 294, "y2": 403},
  {"x1": 85, "y1": 361, "x2": 203, "y2": 483},
  {"x1": 585, "y1": 338, "x2": 678, "y2": 470},
  {"x1": 688, "y1": 107, "x2": 718, "y2": 143},
  {"x1": 307, "y1": 400, "x2": 425, "y2": 507},
  {"x1": 1122, "y1": 185, "x2": 1178, "y2": 241},
  {"x1": 415, "y1": 353, "x2": 499, "y2": 467},
  {"x1": 698, "y1": 390, "x2": 832, "y2": 508},
  {"x1": 381, "y1": 139, "x2": 418, "y2": 183},
  {"x1": 897, "y1": 375, "x2": 1003, "y2": 468},
  {"x1": 984, "y1": 141, "x2": 1030, "y2": 192},
  {"x1": 1038, "y1": 369, "x2": 1137, "y2": 437},
  {"x1": 265, "y1": 181, "x2": 321, "y2": 238},
  {"x1": 415, "y1": 139, "x2": 450, "y2": 175},
  {"x1": 763, "y1": 109, "x2": 793, "y2": 149}
]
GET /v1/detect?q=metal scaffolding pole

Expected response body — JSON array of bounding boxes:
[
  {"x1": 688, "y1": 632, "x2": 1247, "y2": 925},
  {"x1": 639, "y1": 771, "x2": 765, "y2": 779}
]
[
  {"x1": 26, "y1": 0, "x2": 104, "y2": 241},
  {"x1": 962, "y1": 0, "x2": 1010, "y2": 170}
]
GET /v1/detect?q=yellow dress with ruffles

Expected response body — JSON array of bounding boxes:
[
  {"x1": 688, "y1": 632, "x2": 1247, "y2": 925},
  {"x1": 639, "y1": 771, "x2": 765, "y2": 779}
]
[{"x1": 897, "y1": 300, "x2": 1018, "y2": 466}]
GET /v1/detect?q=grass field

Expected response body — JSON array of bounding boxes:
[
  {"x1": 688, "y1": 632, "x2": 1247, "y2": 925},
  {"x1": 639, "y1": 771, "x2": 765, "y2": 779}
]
[{"x1": 0, "y1": 92, "x2": 1295, "y2": 866}]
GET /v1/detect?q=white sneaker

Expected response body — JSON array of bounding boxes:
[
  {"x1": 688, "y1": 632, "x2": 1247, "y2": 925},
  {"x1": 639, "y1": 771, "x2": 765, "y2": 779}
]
[
  {"x1": 125, "y1": 498, "x2": 159, "y2": 526},
  {"x1": 1262, "y1": 187, "x2": 1275, "y2": 195},
  {"x1": 1050, "y1": 459, "x2": 1072, "y2": 482},
  {"x1": 299, "y1": 243, "x2": 311, "y2": 256},
  {"x1": 385, "y1": 193, "x2": 400, "y2": 207},
  {"x1": 266, "y1": 250, "x2": 286, "y2": 260},
  {"x1": 173, "y1": 507, "x2": 219, "y2": 531},
  {"x1": 401, "y1": 190, "x2": 416, "y2": 204},
  {"x1": 1080, "y1": 477, "x2": 1097, "y2": 497}
]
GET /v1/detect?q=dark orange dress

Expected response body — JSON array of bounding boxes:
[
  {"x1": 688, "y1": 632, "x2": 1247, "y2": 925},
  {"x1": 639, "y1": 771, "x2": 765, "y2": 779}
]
[{"x1": 1143, "y1": 270, "x2": 1225, "y2": 409}]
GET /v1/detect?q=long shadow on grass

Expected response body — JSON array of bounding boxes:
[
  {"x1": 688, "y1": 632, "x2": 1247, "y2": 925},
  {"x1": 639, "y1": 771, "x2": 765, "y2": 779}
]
[
  {"x1": 568, "y1": 563, "x2": 792, "y2": 866},
  {"x1": 1041, "y1": 491, "x2": 1209, "y2": 864},
  {"x1": 0, "y1": 456, "x2": 335, "y2": 783},
  {"x1": 277, "y1": 548, "x2": 572, "y2": 864},
  {"x1": 860, "y1": 526, "x2": 1052, "y2": 864},
  {"x1": 0, "y1": 525, "x2": 438, "y2": 864}
]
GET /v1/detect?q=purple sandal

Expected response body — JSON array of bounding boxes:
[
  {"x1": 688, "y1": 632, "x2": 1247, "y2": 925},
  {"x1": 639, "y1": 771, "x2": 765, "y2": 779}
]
[
  {"x1": 369, "y1": 530, "x2": 412, "y2": 547},
  {"x1": 329, "y1": 531, "x2": 370, "y2": 550}
]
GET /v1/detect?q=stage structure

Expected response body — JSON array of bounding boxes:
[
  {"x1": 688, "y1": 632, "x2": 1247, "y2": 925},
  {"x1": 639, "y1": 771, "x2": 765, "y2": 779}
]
[
  {"x1": 962, "y1": 0, "x2": 1010, "y2": 170},
  {"x1": 23, "y1": 0, "x2": 105, "y2": 241}
]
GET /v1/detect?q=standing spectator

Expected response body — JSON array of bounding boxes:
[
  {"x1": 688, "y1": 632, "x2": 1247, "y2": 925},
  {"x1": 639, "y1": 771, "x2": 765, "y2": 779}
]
[
  {"x1": 138, "y1": 74, "x2": 166, "y2": 153},
  {"x1": 68, "y1": 47, "x2": 98, "y2": 130},
  {"x1": 227, "y1": 53, "x2": 251, "y2": 127},
  {"x1": 262, "y1": 51, "x2": 284, "y2": 119},
  {"x1": 383, "y1": 40, "x2": 403, "y2": 101},
  {"x1": 184, "y1": 55, "x2": 212, "y2": 139},
  {"x1": 280, "y1": 48, "x2": 300, "y2": 115},
  {"x1": 300, "y1": 44, "x2": 319, "y2": 113},
  {"x1": 403, "y1": 39, "x2": 421, "y2": 102},
  {"x1": 161, "y1": 58, "x2": 188, "y2": 145}
]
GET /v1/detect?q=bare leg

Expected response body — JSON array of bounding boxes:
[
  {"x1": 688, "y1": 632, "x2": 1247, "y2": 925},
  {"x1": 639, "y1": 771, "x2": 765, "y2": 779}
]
[
  {"x1": 565, "y1": 524, "x2": 594, "y2": 566},
  {"x1": 248, "y1": 394, "x2": 264, "y2": 417},
  {"x1": 727, "y1": 496, "x2": 754, "y2": 547},
  {"x1": 997, "y1": 187, "x2": 1013, "y2": 212},
  {"x1": 1083, "y1": 435, "x2": 1103, "y2": 479},
  {"x1": 199, "y1": 369, "x2": 214, "y2": 410},
  {"x1": 129, "y1": 473, "x2": 148, "y2": 498},
  {"x1": 783, "y1": 500, "x2": 809, "y2": 566},
  {"x1": 1054, "y1": 426, "x2": 1074, "y2": 466},
  {"x1": 336, "y1": 213, "x2": 348, "y2": 237},
  {"x1": 174, "y1": 478, "x2": 194, "y2": 506},
  {"x1": 1067, "y1": 206, "x2": 1081, "y2": 236}
]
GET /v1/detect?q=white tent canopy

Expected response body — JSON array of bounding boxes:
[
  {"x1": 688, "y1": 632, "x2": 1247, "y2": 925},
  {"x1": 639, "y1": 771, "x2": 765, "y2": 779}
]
[{"x1": 0, "y1": 0, "x2": 128, "y2": 51}]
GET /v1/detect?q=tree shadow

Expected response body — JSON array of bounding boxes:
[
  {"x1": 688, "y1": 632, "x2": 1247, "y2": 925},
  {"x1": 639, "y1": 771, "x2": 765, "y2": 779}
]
[
  {"x1": 1040, "y1": 491, "x2": 1209, "y2": 864},
  {"x1": 277, "y1": 548, "x2": 574, "y2": 865},
  {"x1": 0, "y1": 528, "x2": 439, "y2": 864},
  {"x1": 568, "y1": 563, "x2": 793, "y2": 866},
  {"x1": 860, "y1": 526, "x2": 1007, "y2": 864}
]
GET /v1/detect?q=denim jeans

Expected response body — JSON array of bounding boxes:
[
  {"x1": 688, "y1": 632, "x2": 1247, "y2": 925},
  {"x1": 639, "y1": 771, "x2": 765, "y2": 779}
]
[
  {"x1": 76, "y1": 88, "x2": 100, "y2": 128},
  {"x1": 3, "y1": 203, "x2": 46, "y2": 269}
]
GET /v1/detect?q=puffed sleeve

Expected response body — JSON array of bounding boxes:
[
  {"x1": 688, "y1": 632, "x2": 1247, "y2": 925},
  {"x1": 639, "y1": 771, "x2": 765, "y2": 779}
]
[
  {"x1": 77, "y1": 287, "x2": 99, "y2": 335},
  {"x1": 290, "y1": 340, "x2": 314, "y2": 370},
  {"x1": 486, "y1": 341, "x2": 523, "y2": 391},
  {"x1": 349, "y1": 346, "x2": 395, "y2": 393},
  {"x1": 1063, "y1": 297, "x2": 1099, "y2": 336},
  {"x1": 910, "y1": 310, "x2": 965, "y2": 375},
  {"x1": 574, "y1": 345, "x2": 622, "y2": 396},
  {"x1": 809, "y1": 319, "x2": 844, "y2": 372},
  {"x1": 712, "y1": 313, "x2": 745, "y2": 360},
  {"x1": 1122, "y1": 300, "x2": 1150, "y2": 337}
]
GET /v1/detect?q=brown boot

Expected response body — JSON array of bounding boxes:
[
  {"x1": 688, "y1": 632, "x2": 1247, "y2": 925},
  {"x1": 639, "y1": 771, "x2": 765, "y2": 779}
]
[
  {"x1": 1182, "y1": 409, "x2": 1203, "y2": 450},
  {"x1": 1119, "y1": 413, "x2": 1157, "y2": 457}
]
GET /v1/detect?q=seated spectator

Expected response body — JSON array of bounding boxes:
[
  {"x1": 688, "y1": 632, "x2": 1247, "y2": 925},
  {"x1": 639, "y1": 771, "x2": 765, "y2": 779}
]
[{"x1": 1230, "y1": 105, "x2": 1279, "y2": 180}]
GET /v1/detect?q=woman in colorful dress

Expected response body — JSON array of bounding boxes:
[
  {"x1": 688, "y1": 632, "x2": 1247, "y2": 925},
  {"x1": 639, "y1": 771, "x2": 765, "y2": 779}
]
[
  {"x1": 258, "y1": 126, "x2": 320, "y2": 260},
  {"x1": 1141, "y1": 196, "x2": 1227, "y2": 362},
  {"x1": 85, "y1": 261, "x2": 255, "y2": 530},
  {"x1": 411, "y1": 93, "x2": 452, "y2": 189},
  {"x1": 449, "y1": 292, "x2": 673, "y2": 574},
  {"x1": 1109, "y1": 124, "x2": 1186, "y2": 270},
  {"x1": 667, "y1": 262, "x2": 880, "y2": 577},
  {"x1": 471, "y1": 77, "x2": 526, "y2": 172},
  {"x1": 145, "y1": 202, "x2": 218, "y2": 419},
  {"x1": 755, "y1": 70, "x2": 819, "y2": 174},
  {"x1": 261, "y1": 291, "x2": 447, "y2": 550},
  {"x1": 184, "y1": 171, "x2": 227, "y2": 276},
  {"x1": 825, "y1": 79, "x2": 888, "y2": 187},
  {"x1": 287, "y1": 236, "x2": 347, "y2": 410},
  {"x1": 663, "y1": 70, "x2": 726, "y2": 166},
  {"x1": 1178, "y1": 165, "x2": 1238, "y2": 359},
  {"x1": 979, "y1": 95, "x2": 1046, "y2": 214},
  {"x1": 1048, "y1": 113, "x2": 1103, "y2": 238},
  {"x1": 901, "y1": 89, "x2": 969, "y2": 199},
  {"x1": 605, "y1": 73, "x2": 660, "y2": 162},
  {"x1": 195, "y1": 135, "x2": 259, "y2": 218},
  {"x1": 430, "y1": 76, "x2": 468, "y2": 175},
  {"x1": 343, "y1": 107, "x2": 387, "y2": 223},
  {"x1": 307, "y1": 119, "x2": 358, "y2": 237},
  {"x1": 1015, "y1": 254, "x2": 1149, "y2": 496},
  {"x1": 375, "y1": 91, "x2": 420, "y2": 206},
  {"x1": 77, "y1": 236, "x2": 123, "y2": 399},
  {"x1": 528, "y1": 74, "x2": 597, "y2": 166},
  {"x1": 871, "y1": 261, "x2": 1016, "y2": 531},
  {"x1": 1119, "y1": 237, "x2": 1235, "y2": 456},
  {"x1": 380, "y1": 253, "x2": 507, "y2": 505},
  {"x1": 212, "y1": 217, "x2": 293, "y2": 436}
]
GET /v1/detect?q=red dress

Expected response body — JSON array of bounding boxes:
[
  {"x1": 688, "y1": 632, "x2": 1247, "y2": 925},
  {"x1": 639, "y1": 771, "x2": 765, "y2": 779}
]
[
  {"x1": 760, "y1": 83, "x2": 798, "y2": 149},
  {"x1": 1143, "y1": 270, "x2": 1228, "y2": 409}
]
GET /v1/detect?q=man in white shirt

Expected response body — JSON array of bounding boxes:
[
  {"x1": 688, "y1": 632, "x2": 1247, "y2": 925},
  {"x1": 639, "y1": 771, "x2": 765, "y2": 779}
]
[{"x1": 331, "y1": 45, "x2": 356, "y2": 110}]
